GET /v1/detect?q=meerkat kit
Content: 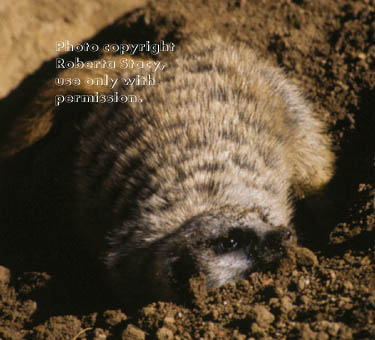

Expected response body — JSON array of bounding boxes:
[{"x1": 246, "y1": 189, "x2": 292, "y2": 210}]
[{"x1": 69, "y1": 36, "x2": 334, "y2": 304}]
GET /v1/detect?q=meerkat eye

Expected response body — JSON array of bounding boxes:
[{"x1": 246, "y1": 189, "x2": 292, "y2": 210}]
[
  {"x1": 219, "y1": 237, "x2": 240, "y2": 252},
  {"x1": 213, "y1": 229, "x2": 245, "y2": 253}
]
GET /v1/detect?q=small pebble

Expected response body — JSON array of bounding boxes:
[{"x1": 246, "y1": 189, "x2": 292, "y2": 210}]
[
  {"x1": 250, "y1": 305, "x2": 275, "y2": 328},
  {"x1": 343, "y1": 281, "x2": 353, "y2": 290},
  {"x1": 93, "y1": 328, "x2": 107, "y2": 340},
  {"x1": 163, "y1": 315, "x2": 175, "y2": 328},
  {"x1": 122, "y1": 324, "x2": 146, "y2": 340},
  {"x1": 294, "y1": 247, "x2": 319, "y2": 267},
  {"x1": 156, "y1": 327, "x2": 174, "y2": 340},
  {"x1": 0, "y1": 266, "x2": 10, "y2": 284},
  {"x1": 103, "y1": 309, "x2": 127, "y2": 327},
  {"x1": 280, "y1": 296, "x2": 294, "y2": 313}
]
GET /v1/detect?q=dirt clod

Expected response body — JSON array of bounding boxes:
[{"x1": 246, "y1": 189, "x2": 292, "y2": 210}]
[
  {"x1": 31, "y1": 316, "x2": 81, "y2": 340},
  {"x1": 0, "y1": 266, "x2": 10, "y2": 284},
  {"x1": 102, "y1": 309, "x2": 127, "y2": 327},
  {"x1": 92, "y1": 328, "x2": 107, "y2": 340},
  {"x1": 249, "y1": 305, "x2": 275, "y2": 329},
  {"x1": 122, "y1": 324, "x2": 146, "y2": 340},
  {"x1": 156, "y1": 327, "x2": 174, "y2": 340},
  {"x1": 291, "y1": 246, "x2": 319, "y2": 267},
  {"x1": 280, "y1": 296, "x2": 294, "y2": 314}
]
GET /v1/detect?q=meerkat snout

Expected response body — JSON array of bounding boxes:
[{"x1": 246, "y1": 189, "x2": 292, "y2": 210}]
[
  {"x1": 252, "y1": 228, "x2": 295, "y2": 269},
  {"x1": 134, "y1": 213, "x2": 295, "y2": 301},
  {"x1": 260, "y1": 228, "x2": 295, "y2": 253}
]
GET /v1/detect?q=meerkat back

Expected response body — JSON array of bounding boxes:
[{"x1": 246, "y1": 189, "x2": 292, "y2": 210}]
[{"x1": 74, "y1": 35, "x2": 334, "y2": 303}]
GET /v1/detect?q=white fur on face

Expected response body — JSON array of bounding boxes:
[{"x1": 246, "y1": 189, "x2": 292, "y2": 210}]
[{"x1": 204, "y1": 250, "x2": 252, "y2": 288}]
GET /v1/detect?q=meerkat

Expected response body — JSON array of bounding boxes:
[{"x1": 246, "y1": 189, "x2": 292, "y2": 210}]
[{"x1": 58, "y1": 35, "x2": 333, "y2": 303}]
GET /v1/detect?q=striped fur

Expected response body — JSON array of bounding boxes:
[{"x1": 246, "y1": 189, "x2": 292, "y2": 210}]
[{"x1": 74, "y1": 36, "x2": 334, "y2": 302}]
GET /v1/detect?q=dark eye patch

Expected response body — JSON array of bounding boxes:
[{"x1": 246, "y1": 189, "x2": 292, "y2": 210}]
[{"x1": 211, "y1": 228, "x2": 259, "y2": 254}]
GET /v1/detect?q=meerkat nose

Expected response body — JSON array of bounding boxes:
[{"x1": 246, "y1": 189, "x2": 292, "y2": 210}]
[
  {"x1": 262, "y1": 231, "x2": 284, "y2": 251},
  {"x1": 283, "y1": 230, "x2": 294, "y2": 243},
  {"x1": 261, "y1": 228, "x2": 294, "y2": 252}
]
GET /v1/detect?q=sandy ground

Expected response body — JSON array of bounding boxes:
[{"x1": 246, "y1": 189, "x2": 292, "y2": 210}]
[{"x1": 0, "y1": 0, "x2": 374, "y2": 339}]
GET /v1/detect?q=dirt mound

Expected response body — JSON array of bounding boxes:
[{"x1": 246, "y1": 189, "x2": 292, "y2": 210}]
[{"x1": 0, "y1": 0, "x2": 374, "y2": 339}]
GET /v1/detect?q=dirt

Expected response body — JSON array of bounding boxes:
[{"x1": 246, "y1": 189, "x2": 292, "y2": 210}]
[
  {"x1": 0, "y1": 0, "x2": 374, "y2": 339},
  {"x1": 0, "y1": 0, "x2": 145, "y2": 99}
]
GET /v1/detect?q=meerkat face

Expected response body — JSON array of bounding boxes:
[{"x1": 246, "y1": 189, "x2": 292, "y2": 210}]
[{"x1": 145, "y1": 212, "x2": 294, "y2": 301}]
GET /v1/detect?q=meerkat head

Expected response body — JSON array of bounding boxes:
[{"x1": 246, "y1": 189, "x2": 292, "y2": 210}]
[{"x1": 125, "y1": 212, "x2": 295, "y2": 303}]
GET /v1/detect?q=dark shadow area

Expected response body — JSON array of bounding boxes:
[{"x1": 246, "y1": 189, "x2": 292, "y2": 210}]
[
  {"x1": 294, "y1": 86, "x2": 375, "y2": 254},
  {"x1": 226, "y1": 317, "x2": 253, "y2": 335},
  {"x1": 329, "y1": 86, "x2": 374, "y2": 208},
  {"x1": 0, "y1": 101, "x2": 116, "y2": 322},
  {"x1": 0, "y1": 7, "x2": 185, "y2": 320},
  {"x1": 331, "y1": 231, "x2": 375, "y2": 255}
]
